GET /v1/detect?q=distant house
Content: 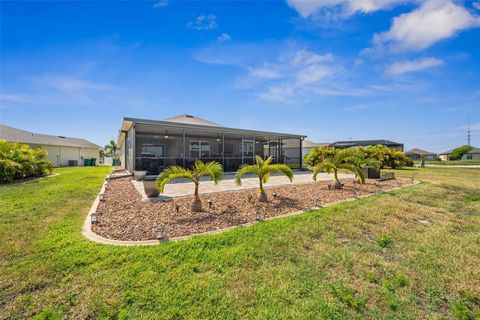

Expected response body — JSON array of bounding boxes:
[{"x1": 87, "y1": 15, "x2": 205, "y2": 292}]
[
  {"x1": 461, "y1": 147, "x2": 480, "y2": 161},
  {"x1": 330, "y1": 139, "x2": 404, "y2": 151},
  {"x1": 0, "y1": 124, "x2": 100, "y2": 167},
  {"x1": 405, "y1": 148, "x2": 437, "y2": 161},
  {"x1": 283, "y1": 139, "x2": 329, "y2": 163},
  {"x1": 438, "y1": 148, "x2": 453, "y2": 161}
]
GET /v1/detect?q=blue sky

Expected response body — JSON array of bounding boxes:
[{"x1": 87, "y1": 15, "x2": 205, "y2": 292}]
[{"x1": 1, "y1": 0, "x2": 479, "y2": 152}]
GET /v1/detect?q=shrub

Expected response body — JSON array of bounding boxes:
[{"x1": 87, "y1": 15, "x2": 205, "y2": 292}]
[
  {"x1": 360, "y1": 145, "x2": 412, "y2": 169},
  {"x1": 0, "y1": 140, "x2": 53, "y2": 183},
  {"x1": 303, "y1": 145, "x2": 336, "y2": 167},
  {"x1": 449, "y1": 145, "x2": 474, "y2": 160}
]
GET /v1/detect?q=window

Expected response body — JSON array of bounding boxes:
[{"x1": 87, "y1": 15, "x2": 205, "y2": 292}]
[
  {"x1": 467, "y1": 154, "x2": 473, "y2": 160},
  {"x1": 141, "y1": 144, "x2": 164, "y2": 157},
  {"x1": 190, "y1": 141, "x2": 210, "y2": 158}
]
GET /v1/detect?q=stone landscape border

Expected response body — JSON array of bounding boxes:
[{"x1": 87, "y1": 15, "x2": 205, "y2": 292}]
[{"x1": 82, "y1": 176, "x2": 421, "y2": 246}]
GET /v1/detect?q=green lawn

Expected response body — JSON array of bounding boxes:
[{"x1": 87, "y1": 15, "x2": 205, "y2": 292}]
[
  {"x1": 1, "y1": 166, "x2": 479, "y2": 319},
  {"x1": 426, "y1": 160, "x2": 480, "y2": 165}
]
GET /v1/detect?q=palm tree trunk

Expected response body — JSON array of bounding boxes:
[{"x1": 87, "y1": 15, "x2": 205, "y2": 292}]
[
  {"x1": 258, "y1": 176, "x2": 267, "y2": 202},
  {"x1": 332, "y1": 168, "x2": 342, "y2": 189},
  {"x1": 192, "y1": 181, "x2": 202, "y2": 212}
]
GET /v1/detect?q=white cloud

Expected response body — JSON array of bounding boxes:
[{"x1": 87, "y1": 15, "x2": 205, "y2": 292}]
[
  {"x1": 187, "y1": 14, "x2": 217, "y2": 30},
  {"x1": 249, "y1": 67, "x2": 281, "y2": 79},
  {"x1": 287, "y1": 0, "x2": 410, "y2": 18},
  {"x1": 35, "y1": 75, "x2": 116, "y2": 92},
  {"x1": 217, "y1": 32, "x2": 231, "y2": 42},
  {"x1": 0, "y1": 93, "x2": 30, "y2": 103},
  {"x1": 386, "y1": 57, "x2": 444, "y2": 75},
  {"x1": 372, "y1": 0, "x2": 480, "y2": 52},
  {"x1": 153, "y1": 0, "x2": 168, "y2": 8}
]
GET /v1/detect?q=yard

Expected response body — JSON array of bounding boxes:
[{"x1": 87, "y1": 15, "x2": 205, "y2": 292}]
[{"x1": 1, "y1": 166, "x2": 479, "y2": 319}]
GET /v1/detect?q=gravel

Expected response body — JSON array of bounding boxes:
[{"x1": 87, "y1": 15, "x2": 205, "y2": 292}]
[{"x1": 92, "y1": 177, "x2": 411, "y2": 241}]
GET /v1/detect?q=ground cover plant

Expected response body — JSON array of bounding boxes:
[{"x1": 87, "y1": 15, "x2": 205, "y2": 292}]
[
  {"x1": 1, "y1": 166, "x2": 479, "y2": 319},
  {"x1": 0, "y1": 139, "x2": 53, "y2": 183}
]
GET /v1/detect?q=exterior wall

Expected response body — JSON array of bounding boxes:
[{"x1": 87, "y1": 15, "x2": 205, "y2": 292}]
[
  {"x1": 80, "y1": 148, "x2": 99, "y2": 165},
  {"x1": 41, "y1": 145, "x2": 61, "y2": 167},
  {"x1": 461, "y1": 153, "x2": 480, "y2": 161},
  {"x1": 438, "y1": 154, "x2": 448, "y2": 161}
]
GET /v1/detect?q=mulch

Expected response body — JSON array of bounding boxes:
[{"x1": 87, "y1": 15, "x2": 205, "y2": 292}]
[{"x1": 92, "y1": 176, "x2": 412, "y2": 241}]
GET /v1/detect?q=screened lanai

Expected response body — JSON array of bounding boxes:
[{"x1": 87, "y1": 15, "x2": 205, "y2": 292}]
[{"x1": 118, "y1": 115, "x2": 306, "y2": 175}]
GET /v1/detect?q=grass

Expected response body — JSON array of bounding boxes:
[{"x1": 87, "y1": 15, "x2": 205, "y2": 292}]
[
  {"x1": 1, "y1": 166, "x2": 479, "y2": 319},
  {"x1": 425, "y1": 160, "x2": 480, "y2": 165}
]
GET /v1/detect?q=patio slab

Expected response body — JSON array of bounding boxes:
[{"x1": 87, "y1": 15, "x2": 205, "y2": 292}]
[{"x1": 131, "y1": 171, "x2": 353, "y2": 200}]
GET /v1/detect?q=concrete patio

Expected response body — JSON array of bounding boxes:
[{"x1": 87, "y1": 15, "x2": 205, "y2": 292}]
[{"x1": 131, "y1": 171, "x2": 354, "y2": 200}]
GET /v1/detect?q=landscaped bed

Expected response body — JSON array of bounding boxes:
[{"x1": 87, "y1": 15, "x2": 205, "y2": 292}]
[{"x1": 92, "y1": 176, "x2": 413, "y2": 241}]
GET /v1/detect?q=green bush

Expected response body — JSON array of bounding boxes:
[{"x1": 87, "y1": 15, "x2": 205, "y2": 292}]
[
  {"x1": 0, "y1": 140, "x2": 53, "y2": 183},
  {"x1": 360, "y1": 145, "x2": 413, "y2": 169},
  {"x1": 449, "y1": 145, "x2": 473, "y2": 160},
  {"x1": 303, "y1": 145, "x2": 337, "y2": 167}
]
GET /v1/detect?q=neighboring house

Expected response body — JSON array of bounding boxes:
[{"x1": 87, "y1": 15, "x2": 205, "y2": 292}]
[
  {"x1": 405, "y1": 148, "x2": 437, "y2": 161},
  {"x1": 330, "y1": 139, "x2": 404, "y2": 151},
  {"x1": 438, "y1": 147, "x2": 480, "y2": 161},
  {"x1": 438, "y1": 148, "x2": 453, "y2": 161},
  {"x1": 0, "y1": 124, "x2": 100, "y2": 167},
  {"x1": 117, "y1": 114, "x2": 306, "y2": 174},
  {"x1": 283, "y1": 139, "x2": 329, "y2": 162},
  {"x1": 461, "y1": 148, "x2": 480, "y2": 161}
]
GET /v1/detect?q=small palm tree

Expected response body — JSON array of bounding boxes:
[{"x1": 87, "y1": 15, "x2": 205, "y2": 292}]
[
  {"x1": 235, "y1": 156, "x2": 293, "y2": 202},
  {"x1": 156, "y1": 160, "x2": 223, "y2": 212},
  {"x1": 312, "y1": 148, "x2": 366, "y2": 189},
  {"x1": 104, "y1": 140, "x2": 118, "y2": 158}
]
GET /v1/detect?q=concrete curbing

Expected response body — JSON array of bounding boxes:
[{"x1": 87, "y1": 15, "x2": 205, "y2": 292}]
[{"x1": 82, "y1": 178, "x2": 421, "y2": 246}]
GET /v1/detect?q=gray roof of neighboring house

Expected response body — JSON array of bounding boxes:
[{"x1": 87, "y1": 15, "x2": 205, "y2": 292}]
[
  {"x1": 439, "y1": 146, "x2": 480, "y2": 155},
  {"x1": 330, "y1": 139, "x2": 403, "y2": 147},
  {"x1": 0, "y1": 124, "x2": 101, "y2": 149},
  {"x1": 467, "y1": 147, "x2": 480, "y2": 154},
  {"x1": 405, "y1": 148, "x2": 436, "y2": 156},
  {"x1": 283, "y1": 139, "x2": 329, "y2": 148},
  {"x1": 162, "y1": 114, "x2": 224, "y2": 127}
]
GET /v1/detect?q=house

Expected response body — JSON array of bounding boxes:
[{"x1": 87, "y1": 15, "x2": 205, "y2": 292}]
[
  {"x1": 117, "y1": 114, "x2": 306, "y2": 174},
  {"x1": 283, "y1": 139, "x2": 329, "y2": 163},
  {"x1": 438, "y1": 148, "x2": 453, "y2": 161},
  {"x1": 405, "y1": 148, "x2": 437, "y2": 161},
  {"x1": 330, "y1": 139, "x2": 404, "y2": 151},
  {"x1": 0, "y1": 124, "x2": 101, "y2": 167},
  {"x1": 461, "y1": 148, "x2": 480, "y2": 161}
]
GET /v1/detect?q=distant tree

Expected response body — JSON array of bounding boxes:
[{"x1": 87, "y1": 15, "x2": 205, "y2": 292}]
[
  {"x1": 449, "y1": 145, "x2": 474, "y2": 160},
  {"x1": 104, "y1": 140, "x2": 118, "y2": 157}
]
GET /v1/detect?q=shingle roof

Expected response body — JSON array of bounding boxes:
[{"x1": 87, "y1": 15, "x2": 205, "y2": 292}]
[
  {"x1": 439, "y1": 146, "x2": 480, "y2": 155},
  {"x1": 162, "y1": 114, "x2": 224, "y2": 127},
  {"x1": 330, "y1": 139, "x2": 403, "y2": 147},
  {"x1": 0, "y1": 124, "x2": 101, "y2": 149},
  {"x1": 405, "y1": 148, "x2": 436, "y2": 156}
]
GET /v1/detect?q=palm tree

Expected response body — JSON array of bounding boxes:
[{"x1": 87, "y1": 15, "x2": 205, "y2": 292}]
[
  {"x1": 312, "y1": 148, "x2": 367, "y2": 189},
  {"x1": 104, "y1": 140, "x2": 118, "y2": 158},
  {"x1": 156, "y1": 160, "x2": 223, "y2": 212},
  {"x1": 235, "y1": 156, "x2": 293, "y2": 202}
]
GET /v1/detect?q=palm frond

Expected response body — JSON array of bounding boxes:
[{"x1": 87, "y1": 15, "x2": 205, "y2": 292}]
[
  {"x1": 204, "y1": 161, "x2": 224, "y2": 185},
  {"x1": 156, "y1": 166, "x2": 193, "y2": 193},
  {"x1": 268, "y1": 164, "x2": 294, "y2": 182},
  {"x1": 234, "y1": 165, "x2": 258, "y2": 186}
]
